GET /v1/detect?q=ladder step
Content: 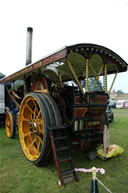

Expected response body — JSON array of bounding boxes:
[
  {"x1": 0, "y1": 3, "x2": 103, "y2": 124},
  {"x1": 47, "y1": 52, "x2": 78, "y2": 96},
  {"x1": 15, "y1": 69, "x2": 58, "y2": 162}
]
[
  {"x1": 49, "y1": 124, "x2": 78, "y2": 185},
  {"x1": 63, "y1": 175, "x2": 74, "y2": 184},
  {"x1": 61, "y1": 168, "x2": 75, "y2": 176},
  {"x1": 58, "y1": 157, "x2": 72, "y2": 163},
  {"x1": 54, "y1": 136, "x2": 67, "y2": 141},
  {"x1": 56, "y1": 146, "x2": 69, "y2": 152}
]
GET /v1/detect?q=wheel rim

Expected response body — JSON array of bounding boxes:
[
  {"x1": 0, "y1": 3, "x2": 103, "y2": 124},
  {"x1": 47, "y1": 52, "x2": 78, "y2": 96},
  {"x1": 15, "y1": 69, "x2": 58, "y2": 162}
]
[
  {"x1": 5, "y1": 112, "x2": 13, "y2": 138},
  {"x1": 19, "y1": 95, "x2": 44, "y2": 161}
]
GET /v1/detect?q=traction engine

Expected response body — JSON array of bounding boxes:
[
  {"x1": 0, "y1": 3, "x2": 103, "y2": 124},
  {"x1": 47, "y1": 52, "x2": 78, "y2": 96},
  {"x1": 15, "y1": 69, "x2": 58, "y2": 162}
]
[{"x1": 0, "y1": 28, "x2": 127, "y2": 185}]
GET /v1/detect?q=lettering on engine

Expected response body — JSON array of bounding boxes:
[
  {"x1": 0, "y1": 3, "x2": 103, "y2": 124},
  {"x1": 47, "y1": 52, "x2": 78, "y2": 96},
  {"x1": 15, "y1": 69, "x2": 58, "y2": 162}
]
[{"x1": 88, "y1": 120, "x2": 100, "y2": 126}]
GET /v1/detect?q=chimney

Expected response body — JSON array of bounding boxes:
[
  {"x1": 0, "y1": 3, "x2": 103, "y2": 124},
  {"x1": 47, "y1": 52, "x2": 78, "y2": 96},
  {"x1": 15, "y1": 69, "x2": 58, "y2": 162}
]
[{"x1": 26, "y1": 27, "x2": 33, "y2": 65}]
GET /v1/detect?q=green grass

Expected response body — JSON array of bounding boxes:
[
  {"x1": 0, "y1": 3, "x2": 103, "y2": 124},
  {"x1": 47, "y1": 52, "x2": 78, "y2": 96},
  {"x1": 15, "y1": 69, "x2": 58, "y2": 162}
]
[{"x1": 0, "y1": 109, "x2": 128, "y2": 193}]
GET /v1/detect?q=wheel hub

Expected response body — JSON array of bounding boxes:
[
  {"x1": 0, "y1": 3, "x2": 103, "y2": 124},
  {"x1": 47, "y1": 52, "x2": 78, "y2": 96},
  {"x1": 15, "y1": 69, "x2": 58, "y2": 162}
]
[{"x1": 29, "y1": 120, "x2": 38, "y2": 134}]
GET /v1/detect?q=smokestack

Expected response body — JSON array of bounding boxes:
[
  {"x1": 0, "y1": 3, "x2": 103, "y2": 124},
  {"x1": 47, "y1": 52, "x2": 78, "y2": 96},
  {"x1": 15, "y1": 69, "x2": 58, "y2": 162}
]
[{"x1": 26, "y1": 27, "x2": 33, "y2": 65}]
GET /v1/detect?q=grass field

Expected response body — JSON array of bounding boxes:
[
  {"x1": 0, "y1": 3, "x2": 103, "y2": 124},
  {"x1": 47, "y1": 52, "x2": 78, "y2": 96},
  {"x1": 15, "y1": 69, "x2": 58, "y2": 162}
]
[{"x1": 0, "y1": 109, "x2": 128, "y2": 193}]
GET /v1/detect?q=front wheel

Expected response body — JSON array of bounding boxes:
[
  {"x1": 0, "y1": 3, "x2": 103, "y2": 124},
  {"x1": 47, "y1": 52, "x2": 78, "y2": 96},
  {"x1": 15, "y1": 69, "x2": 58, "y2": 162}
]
[{"x1": 5, "y1": 111, "x2": 16, "y2": 138}]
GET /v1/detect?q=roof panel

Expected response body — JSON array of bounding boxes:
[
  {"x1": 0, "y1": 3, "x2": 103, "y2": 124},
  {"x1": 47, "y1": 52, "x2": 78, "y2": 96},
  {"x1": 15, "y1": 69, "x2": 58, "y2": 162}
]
[{"x1": 0, "y1": 43, "x2": 127, "y2": 84}]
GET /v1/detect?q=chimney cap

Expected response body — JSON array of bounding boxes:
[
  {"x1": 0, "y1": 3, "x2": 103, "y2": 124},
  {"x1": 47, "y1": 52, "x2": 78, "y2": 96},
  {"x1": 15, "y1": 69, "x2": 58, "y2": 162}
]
[{"x1": 27, "y1": 27, "x2": 33, "y2": 32}]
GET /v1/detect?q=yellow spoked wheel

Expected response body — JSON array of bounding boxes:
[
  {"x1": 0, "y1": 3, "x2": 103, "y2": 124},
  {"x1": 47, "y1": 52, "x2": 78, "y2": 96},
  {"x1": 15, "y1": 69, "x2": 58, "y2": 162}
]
[
  {"x1": 19, "y1": 93, "x2": 61, "y2": 166},
  {"x1": 5, "y1": 111, "x2": 16, "y2": 138}
]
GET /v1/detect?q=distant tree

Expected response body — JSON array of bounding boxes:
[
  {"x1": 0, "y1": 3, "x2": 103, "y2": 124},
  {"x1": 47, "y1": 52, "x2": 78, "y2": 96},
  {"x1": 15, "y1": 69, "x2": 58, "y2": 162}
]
[
  {"x1": 0, "y1": 73, "x2": 5, "y2": 79},
  {"x1": 116, "y1": 90, "x2": 124, "y2": 95}
]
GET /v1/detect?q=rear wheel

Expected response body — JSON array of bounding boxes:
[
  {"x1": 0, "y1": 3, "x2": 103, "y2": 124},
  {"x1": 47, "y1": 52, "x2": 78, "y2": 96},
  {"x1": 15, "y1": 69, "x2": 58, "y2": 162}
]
[
  {"x1": 19, "y1": 92, "x2": 61, "y2": 166},
  {"x1": 5, "y1": 111, "x2": 16, "y2": 138}
]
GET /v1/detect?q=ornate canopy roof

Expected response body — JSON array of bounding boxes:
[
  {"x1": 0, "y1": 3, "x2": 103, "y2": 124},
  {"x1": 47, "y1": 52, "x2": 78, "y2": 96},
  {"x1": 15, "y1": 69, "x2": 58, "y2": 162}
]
[{"x1": 0, "y1": 43, "x2": 127, "y2": 84}]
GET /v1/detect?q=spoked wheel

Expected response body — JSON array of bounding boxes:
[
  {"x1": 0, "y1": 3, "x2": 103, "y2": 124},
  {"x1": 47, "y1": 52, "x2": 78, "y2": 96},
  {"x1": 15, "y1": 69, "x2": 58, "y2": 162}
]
[
  {"x1": 5, "y1": 111, "x2": 16, "y2": 138},
  {"x1": 19, "y1": 93, "x2": 61, "y2": 166}
]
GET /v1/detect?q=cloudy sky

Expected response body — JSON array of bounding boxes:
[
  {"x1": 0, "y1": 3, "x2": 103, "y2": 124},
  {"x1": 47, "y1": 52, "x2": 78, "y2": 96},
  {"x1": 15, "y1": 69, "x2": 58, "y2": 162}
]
[{"x1": 0, "y1": 0, "x2": 128, "y2": 92}]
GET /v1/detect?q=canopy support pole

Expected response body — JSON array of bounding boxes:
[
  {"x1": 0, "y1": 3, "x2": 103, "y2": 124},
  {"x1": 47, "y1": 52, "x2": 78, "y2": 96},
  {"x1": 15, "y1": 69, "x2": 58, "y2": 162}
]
[
  {"x1": 85, "y1": 59, "x2": 89, "y2": 92},
  {"x1": 109, "y1": 71, "x2": 118, "y2": 95},
  {"x1": 104, "y1": 64, "x2": 107, "y2": 93},
  {"x1": 67, "y1": 60, "x2": 85, "y2": 95}
]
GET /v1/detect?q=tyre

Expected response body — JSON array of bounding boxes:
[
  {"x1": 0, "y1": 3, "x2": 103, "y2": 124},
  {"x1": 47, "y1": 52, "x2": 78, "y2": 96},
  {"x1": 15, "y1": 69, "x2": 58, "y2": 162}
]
[
  {"x1": 19, "y1": 93, "x2": 61, "y2": 166},
  {"x1": 5, "y1": 111, "x2": 16, "y2": 138},
  {"x1": 37, "y1": 93, "x2": 62, "y2": 164}
]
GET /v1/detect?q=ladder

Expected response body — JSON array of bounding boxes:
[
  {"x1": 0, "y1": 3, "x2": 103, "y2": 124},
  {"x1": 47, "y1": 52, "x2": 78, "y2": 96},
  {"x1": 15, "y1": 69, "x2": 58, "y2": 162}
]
[{"x1": 48, "y1": 125, "x2": 79, "y2": 186}]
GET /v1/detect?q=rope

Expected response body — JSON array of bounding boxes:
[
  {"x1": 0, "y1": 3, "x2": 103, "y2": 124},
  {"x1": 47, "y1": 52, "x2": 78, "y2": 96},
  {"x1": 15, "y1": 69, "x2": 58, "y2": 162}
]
[
  {"x1": 96, "y1": 177, "x2": 112, "y2": 193},
  {"x1": 75, "y1": 167, "x2": 113, "y2": 193},
  {"x1": 75, "y1": 168, "x2": 105, "y2": 174}
]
